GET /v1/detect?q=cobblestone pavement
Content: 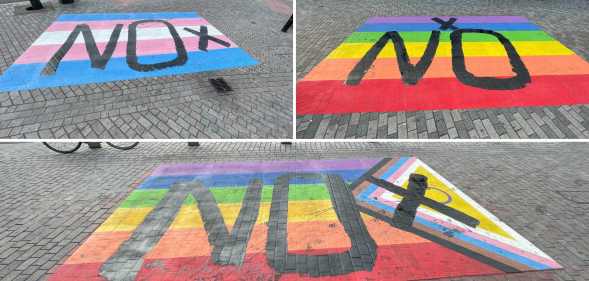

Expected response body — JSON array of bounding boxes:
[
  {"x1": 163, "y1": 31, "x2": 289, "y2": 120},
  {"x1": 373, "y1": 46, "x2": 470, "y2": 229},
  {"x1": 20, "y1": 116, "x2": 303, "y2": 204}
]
[
  {"x1": 0, "y1": 0, "x2": 292, "y2": 139},
  {"x1": 296, "y1": 0, "x2": 589, "y2": 139},
  {"x1": 1, "y1": 142, "x2": 588, "y2": 280}
]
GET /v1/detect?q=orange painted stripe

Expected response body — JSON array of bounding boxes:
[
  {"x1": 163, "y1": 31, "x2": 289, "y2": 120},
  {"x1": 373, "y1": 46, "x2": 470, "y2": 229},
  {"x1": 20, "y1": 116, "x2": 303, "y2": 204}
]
[
  {"x1": 287, "y1": 220, "x2": 351, "y2": 254},
  {"x1": 146, "y1": 229, "x2": 212, "y2": 259},
  {"x1": 63, "y1": 215, "x2": 430, "y2": 264},
  {"x1": 148, "y1": 215, "x2": 429, "y2": 259},
  {"x1": 303, "y1": 55, "x2": 589, "y2": 81},
  {"x1": 64, "y1": 231, "x2": 131, "y2": 265}
]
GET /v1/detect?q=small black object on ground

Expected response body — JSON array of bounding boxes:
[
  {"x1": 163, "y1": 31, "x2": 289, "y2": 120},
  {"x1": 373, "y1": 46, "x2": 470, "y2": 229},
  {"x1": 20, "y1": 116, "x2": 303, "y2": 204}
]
[
  {"x1": 281, "y1": 15, "x2": 293, "y2": 32},
  {"x1": 209, "y1": 78, "x2": 232, "y2": 93}
]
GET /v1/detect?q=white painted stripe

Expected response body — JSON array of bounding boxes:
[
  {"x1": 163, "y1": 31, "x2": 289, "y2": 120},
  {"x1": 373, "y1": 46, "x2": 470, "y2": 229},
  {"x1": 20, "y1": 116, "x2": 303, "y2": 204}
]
[{"x1": 32, "y1": 25, "x2": 224, "y2": 46}]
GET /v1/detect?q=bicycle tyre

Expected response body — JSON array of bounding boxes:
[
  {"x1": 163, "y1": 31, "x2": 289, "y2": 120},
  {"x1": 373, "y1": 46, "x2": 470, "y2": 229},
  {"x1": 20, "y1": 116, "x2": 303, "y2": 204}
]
[
  {"x1": 106, "y1": 142, "x2": 139, "y2": 150},
  {"x1": 42, "y1": 142, "x2": 82, "y2": 154}
]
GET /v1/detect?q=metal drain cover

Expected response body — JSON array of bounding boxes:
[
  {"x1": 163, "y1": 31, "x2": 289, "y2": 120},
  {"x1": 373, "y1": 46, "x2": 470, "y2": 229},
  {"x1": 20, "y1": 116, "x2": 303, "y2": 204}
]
[{"x1": 209, "y1": 78, "x2": 232, "y2": 93}]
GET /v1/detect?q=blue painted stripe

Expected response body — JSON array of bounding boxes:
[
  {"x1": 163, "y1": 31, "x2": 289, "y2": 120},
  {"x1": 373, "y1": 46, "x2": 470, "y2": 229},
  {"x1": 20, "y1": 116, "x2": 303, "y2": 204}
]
[
  {"x1": 357, "y1": 22, "x2": 540, "y2": 32},
  {"x1": 357, "y1": 196, "x2": 550, "y2": 270},
  {"x1": 0, "y1": 48, "x2": 258, "y2": 92},
  {"x1": 57, "y1": 12, "x2": 200, "y2": 21},
  {"x1": 138, "y1": 169, "x2": 368, "y2": 189},
  {"x1": 357, "y1": 157, "x2": 409, "y2": 201}
]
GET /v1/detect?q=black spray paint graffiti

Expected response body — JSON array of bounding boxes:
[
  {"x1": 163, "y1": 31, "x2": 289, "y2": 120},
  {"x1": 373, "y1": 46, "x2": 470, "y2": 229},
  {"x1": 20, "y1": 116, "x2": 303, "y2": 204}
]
[
  {"x1": 43, "y1": 24, "x2": 124, "y2": 75},
  {"x1": 347, "y1": 30, "x2": 440, "y2": 85},
  {"x1": 43, "y1": 20, "x2": 231, "y2": 76},
  {"x1": 368, "y1": 174, "x2": 479, "y2": 228},
  {"x1": 184, "y1": 26, "x2": 232, "y2": 52},
  {"x1": 100, "y1": 183, "x2": 194, "y2": 281},
  {"x1": 267, "y1": 173, "x2": 377, "y2": 276},
  {"x1": 127, "y1": 20, "x2": 188, "y2": 72},
  {"x1": 99, "y1": 168, "x2": 508, "y2": 281},
  {"x1": 350, "y1": 158, "x2": 519, "y2": 273},
  {"x1": 192, "y1": 179, "x2": 263, "y2": 265},
  {"x1": 451, "y1": 29, "x2": 531, "y2": 90},
  {"x1": 346, "y1": 17, "x2": 532, "y2": 90},
  {"x1": 431, "y1": 17, "x2": 458, "y2": 31}
]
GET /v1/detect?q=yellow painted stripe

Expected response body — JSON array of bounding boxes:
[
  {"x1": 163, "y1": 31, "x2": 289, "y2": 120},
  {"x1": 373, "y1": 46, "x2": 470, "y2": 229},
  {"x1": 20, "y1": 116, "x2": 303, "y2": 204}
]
[
  {"x1": 408, "y1": 166, "x2": 512, "y2": 239},
  {"x1": 97, "y1": 200, "x2": 338, "y2": 232},
  {"x1": 327, "y1": 41, "x2": 574, "y2": 59},
  {"x1": 96, "y1": 207, "x2": 152, "y2": 232}
]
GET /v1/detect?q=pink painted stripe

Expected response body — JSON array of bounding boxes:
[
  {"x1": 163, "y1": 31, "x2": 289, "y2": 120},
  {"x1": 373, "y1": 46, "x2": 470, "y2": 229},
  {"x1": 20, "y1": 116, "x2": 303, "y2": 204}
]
[
  {"x1": 385, "y1": 157, "x2": 417, "y2": 182},
  {"x1": 14, "y1": 36, "x2": 236, "y2": 64},
  {"x1": 264, "y1": 0, "x2": 292, "y2": 15},
  {"x1": 371, "y1": 188, "x2": 385, "y2": 198},
  {"x1": 45, "y1": 18, "x2": 209, "y2": 31},
  {"x1": 372, "y1": 192, "x2": 561, "y2": 268}
]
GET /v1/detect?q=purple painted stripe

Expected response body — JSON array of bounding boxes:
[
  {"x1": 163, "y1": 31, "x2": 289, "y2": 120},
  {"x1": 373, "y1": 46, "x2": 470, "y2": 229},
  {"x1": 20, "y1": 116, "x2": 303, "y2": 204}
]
[
  {"x1": 151, "y1": 158, "x2": 382, "y2": 177},
  {"x1": 366, "y1": 16, "x2": 529, "y2": 24}
]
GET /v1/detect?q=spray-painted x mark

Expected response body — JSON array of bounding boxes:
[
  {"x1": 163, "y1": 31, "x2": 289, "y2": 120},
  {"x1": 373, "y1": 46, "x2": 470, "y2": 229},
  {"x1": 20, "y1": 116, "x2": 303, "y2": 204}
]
[
  {"x1": 431, "y1": 17, "x2": 458, "y2": 30},
  {"x1": 368, "y1": 174, "x2": 479, "y2": 228},
  {"x1": 184, "y1": 26, "x2": 231, "y2": 51}
]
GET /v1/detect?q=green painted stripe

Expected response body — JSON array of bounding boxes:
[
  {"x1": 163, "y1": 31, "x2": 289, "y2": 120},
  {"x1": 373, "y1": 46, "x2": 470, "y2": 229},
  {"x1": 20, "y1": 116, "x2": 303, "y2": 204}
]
[
  {"x1": 344, "y1": 30, "x2": 556, "y2": 43},
  {"x1": 119, "y1": 184, "x2": 332, "y2": 208},
  {"x1": 119, "y1": 189, "x2": 167, "y2": 208}
]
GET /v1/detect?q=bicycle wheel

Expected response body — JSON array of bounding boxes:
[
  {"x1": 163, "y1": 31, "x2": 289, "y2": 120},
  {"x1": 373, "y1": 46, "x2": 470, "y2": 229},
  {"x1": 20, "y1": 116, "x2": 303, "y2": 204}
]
[
  {"x1": 106, "y1": 142, "x2": 139, "y2": 150},
  {"x1": 42, "y1": 142, "x2": 82, "y2": 154}
]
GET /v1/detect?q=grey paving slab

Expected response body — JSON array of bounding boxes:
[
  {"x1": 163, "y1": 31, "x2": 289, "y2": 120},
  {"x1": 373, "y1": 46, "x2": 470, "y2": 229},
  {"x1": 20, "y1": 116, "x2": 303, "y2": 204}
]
[
  {"x1": 0, "y1": 0, "x2": 292, "y2": 139},
  {"x1": 296, "y1": 0, "x2": 589, "y2": 139},
  {"x1": 1, "y1": 142, "x2": 589, "y2": 280}
]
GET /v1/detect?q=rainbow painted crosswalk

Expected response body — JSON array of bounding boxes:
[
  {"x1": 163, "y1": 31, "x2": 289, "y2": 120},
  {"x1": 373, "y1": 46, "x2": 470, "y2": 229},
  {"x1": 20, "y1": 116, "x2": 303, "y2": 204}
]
[
  {"x1": 49, "y1": 158, "x2": 560, "y2": 281},
  {"x1": 297, "y1": 16, "x2": 589, "y2": 115},
  {"x1": 0, "y1": 12, "x2": 258, "y2": 92}
]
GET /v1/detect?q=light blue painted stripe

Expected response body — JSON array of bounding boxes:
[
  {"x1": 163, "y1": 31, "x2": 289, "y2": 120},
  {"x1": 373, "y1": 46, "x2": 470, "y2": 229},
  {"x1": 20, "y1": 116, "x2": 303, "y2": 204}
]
[
  {"x1": 357, "y1": 157, "x2": 409, "y2": 201},
  {"x1": 357, "y1": 196, "x2": 550, "y2": 270},
  {"x1": 356, "y1": 22, "x2": 540, "y2": 32},
  {"x1": 0, "y1": 48, "x2": 258, "y2": 92},
  {"x1": 57, "y1": 12, "x2": 200, "y2": 21}
]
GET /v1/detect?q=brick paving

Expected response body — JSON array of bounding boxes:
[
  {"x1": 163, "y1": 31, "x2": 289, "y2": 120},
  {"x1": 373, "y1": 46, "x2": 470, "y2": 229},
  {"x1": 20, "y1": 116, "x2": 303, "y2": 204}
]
[
  {"x1": 296, "y1": 0, "x2": 589, "y2": 139},
  {"x1": 1, "y1": 142, "x2": 588, "y2": 280},
  {"x1": 0, "y1": 0, "x2": 292, "y2": 139}
]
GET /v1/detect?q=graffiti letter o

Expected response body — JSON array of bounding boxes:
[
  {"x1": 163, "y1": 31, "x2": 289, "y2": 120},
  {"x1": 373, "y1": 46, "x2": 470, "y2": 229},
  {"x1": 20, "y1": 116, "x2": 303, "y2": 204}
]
[
  {"x1": 127, "y1": 19, "x2": 188, "y2": 72},
  {"x1": 266, "y1": 173, "x2": 377, "y2": 276},
  {"x1": 451, "y1": 28, "x2": 531, "y2": 90}
]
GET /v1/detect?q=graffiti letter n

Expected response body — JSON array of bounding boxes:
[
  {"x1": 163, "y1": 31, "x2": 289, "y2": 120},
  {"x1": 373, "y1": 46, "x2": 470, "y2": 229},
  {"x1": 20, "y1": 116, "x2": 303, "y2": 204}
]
[{"x1": 42, "y1": 24, "x2": 123, "y2": 76}]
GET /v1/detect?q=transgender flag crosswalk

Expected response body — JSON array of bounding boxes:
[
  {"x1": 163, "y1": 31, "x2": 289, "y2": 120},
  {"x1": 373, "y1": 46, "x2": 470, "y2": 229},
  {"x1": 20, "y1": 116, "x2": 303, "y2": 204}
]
[
  {"x1": 0, "y1": 12, "x2": 258, "y2": 92},
  {"x1": 48, "y1": 158, "x2": 561, "y2": 281},
  {"x1": 297, "y1": 16, "x2": 589, "y2": 115}
]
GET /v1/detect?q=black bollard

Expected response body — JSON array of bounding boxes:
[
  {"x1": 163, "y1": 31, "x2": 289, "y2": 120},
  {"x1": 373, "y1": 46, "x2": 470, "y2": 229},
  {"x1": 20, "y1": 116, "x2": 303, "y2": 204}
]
[
  {"x1": 187, "y1": 142, "x2": 200, "y2": 147},
  {"x1": 26, "y1": 0, "x2": 44, "y2": 10},
  {"x1": 60, "y1": 0, "x2": 74, "y2": 4},
  {"x1": 281, "y1": 15, "x2": 293, "y2": 32}
]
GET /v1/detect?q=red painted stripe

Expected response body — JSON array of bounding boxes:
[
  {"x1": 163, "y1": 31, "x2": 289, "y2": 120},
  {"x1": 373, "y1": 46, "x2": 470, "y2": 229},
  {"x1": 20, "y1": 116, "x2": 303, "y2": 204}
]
[
  {"x1": 297, "y1": 74, "x2": 589, "y2": 114},
  {"x1": 48, "y1": 242, "x2": 504, "y2": 281},
  {"x1": 46, "y1": 262, "x2": 104, "y2": 281}
]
